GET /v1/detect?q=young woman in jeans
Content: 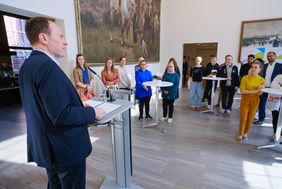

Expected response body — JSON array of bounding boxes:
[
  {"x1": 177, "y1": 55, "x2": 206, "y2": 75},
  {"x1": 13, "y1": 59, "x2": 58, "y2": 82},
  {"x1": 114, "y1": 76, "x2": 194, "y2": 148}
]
[{"x1": 188, "y1": 56, "x2": 205, "y2": 111}]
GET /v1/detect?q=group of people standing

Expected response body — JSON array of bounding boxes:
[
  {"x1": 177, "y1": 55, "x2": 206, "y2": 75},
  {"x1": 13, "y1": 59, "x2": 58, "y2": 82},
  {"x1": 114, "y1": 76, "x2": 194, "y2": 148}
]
[
  {"x1": 73, "y1": 54, "x2": 180, "y2": 123},
  {"x1": 187, "y1": 52, "x2": 282, "y2": 142},
  {"x1": 188, "y1": 54, "x2": 240, "y2": 113}
]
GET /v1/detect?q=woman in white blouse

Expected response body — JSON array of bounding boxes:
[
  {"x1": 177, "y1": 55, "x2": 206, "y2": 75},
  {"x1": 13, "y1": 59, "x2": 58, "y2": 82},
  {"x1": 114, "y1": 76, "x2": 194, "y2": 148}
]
[{"x1": 118, "y1": 56, "x2": 131, "y2": 89}]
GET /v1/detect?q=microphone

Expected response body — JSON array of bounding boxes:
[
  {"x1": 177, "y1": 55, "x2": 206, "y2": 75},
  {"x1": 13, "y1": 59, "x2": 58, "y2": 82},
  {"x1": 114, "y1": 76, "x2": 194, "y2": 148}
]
[{"x1": 88, "y1": 67, "x2": 115, "y2": 102}]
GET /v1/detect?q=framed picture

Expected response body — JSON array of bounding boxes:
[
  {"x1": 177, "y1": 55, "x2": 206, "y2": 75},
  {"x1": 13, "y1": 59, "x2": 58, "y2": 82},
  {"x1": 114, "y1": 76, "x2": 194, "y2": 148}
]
[
  {"x1": 239, "y1": 18, "x2": 282, "y2": 63},
  {"x1": 75, "y1": 0, "x2": 161, "y2": 66}
]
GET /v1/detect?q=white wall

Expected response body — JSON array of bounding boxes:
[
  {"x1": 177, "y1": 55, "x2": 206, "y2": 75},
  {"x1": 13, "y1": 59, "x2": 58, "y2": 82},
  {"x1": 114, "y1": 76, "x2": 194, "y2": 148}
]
[{"x1": 160, "y1": 0, "x2": 282, "y2": 84}]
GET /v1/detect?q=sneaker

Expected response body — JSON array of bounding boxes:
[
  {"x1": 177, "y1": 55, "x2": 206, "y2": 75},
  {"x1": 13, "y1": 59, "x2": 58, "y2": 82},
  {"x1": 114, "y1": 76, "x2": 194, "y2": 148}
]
[
  {"x1": 196, "y1": 106, "x2": 201, "y2": 111},
  {"x1": 138, "y1": 116, "x2": 143, "y2": 121},
  {"x1": 221, "y1": 109, "x2": 226, "y2": 114},
  {"x1": 160, "y1": 117, "x2": 167, "y2": 122},
  {"x1": 236, "y1": 135, "x2": 243, "y2": 142},
  {"x1": 146, "y1": 115, "x2": 153, "y2": 120},
  {"x1": 207, "y1": 105, "x2": 211, "y2": 109},
  {"x1": 226, "y1": 109, "x2": 231, "y2": 114},
  {"x1": 253, "y1": 120, "x2": 264, "y2": 125},
  {"x1": 243, "y1": 134, "x2": 248, "y2": 140},
  {"x1": 167, "y1": 118, "x2": 172, "y2": 123}
]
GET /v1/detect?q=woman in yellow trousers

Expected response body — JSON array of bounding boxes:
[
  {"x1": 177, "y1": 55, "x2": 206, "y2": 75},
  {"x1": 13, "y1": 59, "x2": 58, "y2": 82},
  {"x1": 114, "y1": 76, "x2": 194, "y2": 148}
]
[{"x1": 237, "y1": 60, "x2": 265, "y2": 141}]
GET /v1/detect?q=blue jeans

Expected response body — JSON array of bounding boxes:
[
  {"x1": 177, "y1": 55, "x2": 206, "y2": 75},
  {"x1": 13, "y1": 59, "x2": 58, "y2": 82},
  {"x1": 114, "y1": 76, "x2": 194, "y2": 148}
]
[{"x1": 190, "y1": 82, "x2": 203, "y2": 107}]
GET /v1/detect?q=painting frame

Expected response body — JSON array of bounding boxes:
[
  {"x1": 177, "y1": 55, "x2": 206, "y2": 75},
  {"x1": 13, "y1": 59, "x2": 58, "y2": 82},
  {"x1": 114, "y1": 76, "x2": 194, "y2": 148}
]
[
  {"x1": 239, "y1": 18, "x2": 282, "y2": 63},
  {"x1": 75, "y1": 0, "x2": 161, "y2": 66}
]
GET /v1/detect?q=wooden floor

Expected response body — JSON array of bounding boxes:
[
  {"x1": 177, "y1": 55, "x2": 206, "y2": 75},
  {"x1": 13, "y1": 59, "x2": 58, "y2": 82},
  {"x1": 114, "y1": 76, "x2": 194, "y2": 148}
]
[{"x1": 1, "y1": 89, "x2": 282, "y2": 189}]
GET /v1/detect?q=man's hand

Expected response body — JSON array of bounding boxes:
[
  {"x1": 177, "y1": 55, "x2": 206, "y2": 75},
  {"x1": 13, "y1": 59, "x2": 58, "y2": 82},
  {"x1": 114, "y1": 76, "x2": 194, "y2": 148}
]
[
  {"x1": 164, "y1": 90, "x2": 169, "y2": 94},
  {"x1": 94, "y1": 107, "x2": 106, "y2": 120}
]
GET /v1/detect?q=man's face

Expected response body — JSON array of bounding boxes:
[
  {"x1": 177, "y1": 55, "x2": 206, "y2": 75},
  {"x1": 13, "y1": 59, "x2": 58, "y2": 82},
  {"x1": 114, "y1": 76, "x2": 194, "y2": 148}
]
[
  {"x1": 225, "y1": 56, "x2": 232, "y2": 66},
  {"x1": 267, "y1": 53, "x2": 276, "y2": 63},
  {"x1": 248, "y1": 57, "x2": 254, "y2": 64},
  {"x1": 45, "y1": 21, "x2": 67, "y2": 59},
  {"x1": 210, "y1": 57, "x2": 217, "y2": 65}
]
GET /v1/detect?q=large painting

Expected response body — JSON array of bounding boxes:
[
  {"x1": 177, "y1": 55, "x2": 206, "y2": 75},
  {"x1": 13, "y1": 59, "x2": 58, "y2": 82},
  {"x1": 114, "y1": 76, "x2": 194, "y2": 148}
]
[
  {"x1": 239, "y1": 18, "x2": 282, "y2": 63},
  {"x1": 75, "y1": 0, "x2": 161, "y2": 65}
]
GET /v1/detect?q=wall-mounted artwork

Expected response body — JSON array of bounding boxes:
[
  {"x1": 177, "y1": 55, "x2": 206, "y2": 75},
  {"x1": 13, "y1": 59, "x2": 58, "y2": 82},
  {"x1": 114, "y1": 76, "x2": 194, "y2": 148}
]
[
  {"x1": 239, "y1": 18, "x2": 282, "y2": 63},
  {"x1": 75, "y1": 0, "x2": 161, "y2": 65}
]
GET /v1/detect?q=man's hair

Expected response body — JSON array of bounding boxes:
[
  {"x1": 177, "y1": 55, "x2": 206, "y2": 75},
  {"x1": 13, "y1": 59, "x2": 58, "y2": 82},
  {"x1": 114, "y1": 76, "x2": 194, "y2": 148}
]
[
  {"x1": 267, "y1": 51, "x2": 276, "y2": 56},
  {"x1": 225, "y1": 54, "x2": 232, "y2": 59},
  {"x1": 248, "y1": 54, "x2": 255, "y2": 59},
  {"x1": 210, "y1": 55, "x2": 216, "y2": 58},
  {"x1": 25, "y1": 17, "x2": 55, "y2": 45}
]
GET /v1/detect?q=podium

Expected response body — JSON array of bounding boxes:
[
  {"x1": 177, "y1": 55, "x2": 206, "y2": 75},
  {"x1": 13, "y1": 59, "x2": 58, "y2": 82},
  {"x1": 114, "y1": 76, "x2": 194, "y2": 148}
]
[{"x1": 96, "y1": 98, "x2": 142, "y2": 189}]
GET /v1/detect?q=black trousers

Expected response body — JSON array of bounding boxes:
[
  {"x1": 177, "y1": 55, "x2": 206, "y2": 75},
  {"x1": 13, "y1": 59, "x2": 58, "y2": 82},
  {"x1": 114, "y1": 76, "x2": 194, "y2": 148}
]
[
  {"x1": 272, "y1": 110, "x2": 280, "y2": 134},
  {"x1": 203, "y1": 81, "x2": 217, "y2": 105},
  {"x1": 162, "y1": 99, "x2": 175, "y2": 118},
  {"x1": 221, "y1": 86, "x2": 235, "y2": 110},
  {"x1": 138, "y1": 96, "x2": 151, "y2": 117},
  {"x1": 46, "y1": 160, "x2": 86, "y2": 189}
]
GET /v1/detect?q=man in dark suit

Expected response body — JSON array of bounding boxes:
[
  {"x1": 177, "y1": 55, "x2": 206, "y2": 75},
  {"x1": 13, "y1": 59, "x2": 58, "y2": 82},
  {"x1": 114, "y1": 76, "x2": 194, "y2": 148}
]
[
  {"x1": 218, "y1": 55, "x2": 240, "y2": 113},
  {"x1": 254, "y1": 52, "x2": 282, "y2": 124},
  {"x1": 19, "y1": 17, "x2": 105, "y2": 189}
]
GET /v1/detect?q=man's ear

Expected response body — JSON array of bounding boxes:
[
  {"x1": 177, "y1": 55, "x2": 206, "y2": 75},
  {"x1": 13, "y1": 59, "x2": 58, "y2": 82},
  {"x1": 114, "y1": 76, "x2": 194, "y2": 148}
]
[{"x1": 39, "y1": 33, "x2": 48, "y2": 45}]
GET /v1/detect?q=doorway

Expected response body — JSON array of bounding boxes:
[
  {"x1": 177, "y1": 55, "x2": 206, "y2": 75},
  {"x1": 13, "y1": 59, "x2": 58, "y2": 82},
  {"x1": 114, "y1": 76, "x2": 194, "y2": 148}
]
[{"x1": 182, "y1": 42, "x2": 218, "y2": 87}]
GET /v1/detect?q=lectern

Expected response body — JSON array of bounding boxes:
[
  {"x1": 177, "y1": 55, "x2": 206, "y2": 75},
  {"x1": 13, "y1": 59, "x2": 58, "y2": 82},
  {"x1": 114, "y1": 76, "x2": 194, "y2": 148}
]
[{"x1": 95, "y1": 98, "x2": 142, "y2": 189}]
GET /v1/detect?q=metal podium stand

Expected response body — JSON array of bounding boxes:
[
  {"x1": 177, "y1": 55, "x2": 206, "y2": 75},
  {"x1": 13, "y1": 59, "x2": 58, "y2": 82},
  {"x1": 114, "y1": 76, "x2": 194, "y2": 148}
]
[{"x1": 96, "y1": 95, "x2": 142, "y2": 188}]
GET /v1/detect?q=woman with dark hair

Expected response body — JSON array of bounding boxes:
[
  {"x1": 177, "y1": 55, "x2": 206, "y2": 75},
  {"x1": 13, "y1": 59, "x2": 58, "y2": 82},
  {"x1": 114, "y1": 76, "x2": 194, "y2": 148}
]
[
  {"x1": 101, "y1": 58, "x2": 120, "y2": 89},
  {"x1": 164, "y1": 58, "x2": 181, "y2": 77},
  {"x1": 73, "y1": 53, "x2": 95, "y2": 101}
]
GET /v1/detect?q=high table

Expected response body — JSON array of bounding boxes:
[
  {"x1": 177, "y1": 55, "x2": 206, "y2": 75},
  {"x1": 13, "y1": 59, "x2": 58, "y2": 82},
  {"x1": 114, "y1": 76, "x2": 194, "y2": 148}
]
[
  {"x1": 142, "y1": 80, "x2": 173, "y2": 133},
  {"x1": 257, "y1": 88, "x2": 282, "y2": 150},
  {"x1": 201, "y1": 77, "x2": 227, "y2": 116}
]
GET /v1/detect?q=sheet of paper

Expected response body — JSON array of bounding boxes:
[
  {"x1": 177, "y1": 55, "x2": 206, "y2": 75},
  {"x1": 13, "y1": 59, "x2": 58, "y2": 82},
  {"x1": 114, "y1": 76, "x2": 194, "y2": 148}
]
[
  {"x1": 83, "y1": 99, "x2": 103, "y2": 107},
  {"x1": 96, "y1": 102, "x2": 121, "y2": 115}
]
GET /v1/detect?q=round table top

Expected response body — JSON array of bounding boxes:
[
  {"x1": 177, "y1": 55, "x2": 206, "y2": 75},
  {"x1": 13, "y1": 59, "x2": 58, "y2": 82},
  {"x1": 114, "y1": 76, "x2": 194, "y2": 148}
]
[
  {"x1": 202, "y1": 76, "x2": 227, "y2": 81},
  {"x1": 262, "y1": 88, "x2": 282, "y2": 95},
  {"x1": 143, "y1": 80, "x2": 173, "y2": 87}
]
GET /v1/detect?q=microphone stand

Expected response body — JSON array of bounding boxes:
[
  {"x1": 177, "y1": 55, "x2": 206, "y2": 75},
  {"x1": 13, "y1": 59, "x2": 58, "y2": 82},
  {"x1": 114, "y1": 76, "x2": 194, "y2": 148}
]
[{"x1": 88, "y1": 67, "x2": 115, "y2": 102}]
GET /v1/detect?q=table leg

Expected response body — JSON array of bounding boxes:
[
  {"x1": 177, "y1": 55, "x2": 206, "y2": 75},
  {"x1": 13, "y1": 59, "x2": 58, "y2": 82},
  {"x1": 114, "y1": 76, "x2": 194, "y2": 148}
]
[
  {"x1": 257, "y1": 98, "x2": 282, "y2": 150},
  {"x1": 143, "y1": 87, "x2": 166, "y2": 133},
  {"x1": 201, "y1": 80, "x2": 221, "y2": 116}
]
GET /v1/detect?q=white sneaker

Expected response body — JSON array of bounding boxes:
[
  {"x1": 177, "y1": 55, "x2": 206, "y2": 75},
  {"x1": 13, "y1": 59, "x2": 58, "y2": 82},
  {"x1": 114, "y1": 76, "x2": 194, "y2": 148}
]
[
  {"x1": 160, "y1": 117, "x2": 167, "y2": 122},
  {"x1": 221, "y1": 109, "x2": 226, "y2": 114},
  {"x1": 168, "y1": 118, "x2": 172, "y2": 123},
  {"x1": 226, "y1": 109, "x2": 231, "y2": 114}
]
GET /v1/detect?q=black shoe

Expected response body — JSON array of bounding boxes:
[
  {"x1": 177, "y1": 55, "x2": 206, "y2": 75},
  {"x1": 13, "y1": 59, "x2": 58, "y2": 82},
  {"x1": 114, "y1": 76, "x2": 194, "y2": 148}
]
[
  {"x1": 138, "y1": 116, "x2": 143, "y2": 121},
  {"x1": 146, "y1": 115, "x2": 153, "y2": 120}
]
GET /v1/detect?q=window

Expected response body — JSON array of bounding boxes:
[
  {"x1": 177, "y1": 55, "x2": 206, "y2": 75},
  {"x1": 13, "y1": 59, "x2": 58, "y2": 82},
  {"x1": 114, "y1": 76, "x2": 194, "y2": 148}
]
[{"x1": 0, "y1": 12, "x2": 31, "y2": 90}]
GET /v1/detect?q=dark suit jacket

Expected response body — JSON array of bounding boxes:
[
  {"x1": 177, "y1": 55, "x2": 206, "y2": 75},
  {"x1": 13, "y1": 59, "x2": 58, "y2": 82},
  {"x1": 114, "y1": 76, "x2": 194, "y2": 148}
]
[
  {"x1": 262, "y1": 62, "x2": 282, "y2": 82},
  {"x1": 19, "y1": 50, "x2": 96, "y2": 169},
  {"x1": 218, "y1": 64, "x2": 240, "y2": 88}
]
